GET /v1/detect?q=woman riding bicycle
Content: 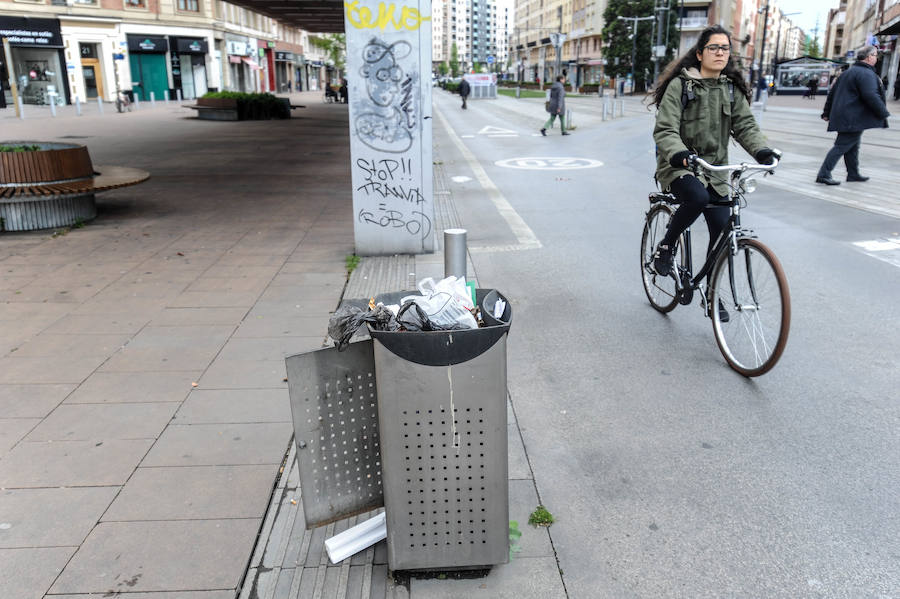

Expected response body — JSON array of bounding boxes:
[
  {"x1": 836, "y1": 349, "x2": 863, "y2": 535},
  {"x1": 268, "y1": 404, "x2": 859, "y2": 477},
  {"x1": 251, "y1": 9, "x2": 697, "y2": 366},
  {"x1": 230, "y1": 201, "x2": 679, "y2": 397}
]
[{"x1": 650, "y1": 25, "x2": 778, "y2": 281}]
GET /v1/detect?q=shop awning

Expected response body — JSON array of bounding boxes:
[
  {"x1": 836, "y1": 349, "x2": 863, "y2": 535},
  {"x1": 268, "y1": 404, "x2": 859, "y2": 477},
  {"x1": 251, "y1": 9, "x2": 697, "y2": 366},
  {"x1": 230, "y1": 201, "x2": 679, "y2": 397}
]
[
  {"x1": 228, "y1": 55, "x2": 242, "y2": 64},
  {"x1": 242, "y1": 57, "x2": 262, "y2": 70},
  {"x1": 876, "y1": 16, "x2": 900, "y2": 36}
]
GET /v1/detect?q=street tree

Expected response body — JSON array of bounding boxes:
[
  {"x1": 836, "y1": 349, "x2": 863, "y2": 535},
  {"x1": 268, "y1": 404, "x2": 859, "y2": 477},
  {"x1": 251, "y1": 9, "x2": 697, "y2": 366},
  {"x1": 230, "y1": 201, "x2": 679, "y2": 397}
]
[
  {"x1": 602, "y1": 0, "x2": 679, "y2": 92},
  {"x1": 438, "y1": 62, "x2": 449, "y2": 76},
  {"x1": 804, "y1": 35, "x2": 822, "y2": 58},
  {"x1": 308, "y1": 34, "x2": 346, "y2": 76},
  {"x1": 450, "y1": 42, "x2": 460, "y2": 77}
]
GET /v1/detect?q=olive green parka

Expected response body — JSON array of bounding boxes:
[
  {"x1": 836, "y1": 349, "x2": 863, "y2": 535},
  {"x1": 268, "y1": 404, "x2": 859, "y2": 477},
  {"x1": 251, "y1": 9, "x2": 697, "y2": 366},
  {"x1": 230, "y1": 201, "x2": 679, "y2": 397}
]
[{"x1": 653, "y1": 67, "x2": 768, "y2": 196}]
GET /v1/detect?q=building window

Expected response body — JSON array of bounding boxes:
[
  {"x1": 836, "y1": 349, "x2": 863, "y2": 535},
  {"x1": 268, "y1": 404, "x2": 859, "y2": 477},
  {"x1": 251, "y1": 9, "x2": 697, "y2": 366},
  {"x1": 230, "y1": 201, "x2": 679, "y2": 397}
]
[
  {"x1": 178, "y1": 0, "x2": 199, "y2": 10},
  {"x1": 73, "y1": 0, "x2": 98, "y2": 5},
  {"x1": 125, "y1": 0, "x2": 146, "y2": 8}
]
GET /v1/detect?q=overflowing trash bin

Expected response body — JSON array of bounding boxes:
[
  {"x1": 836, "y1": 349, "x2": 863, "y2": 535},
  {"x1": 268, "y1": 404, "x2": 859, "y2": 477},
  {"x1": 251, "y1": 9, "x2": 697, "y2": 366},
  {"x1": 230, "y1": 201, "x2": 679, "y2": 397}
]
[{"x1": 286, "y1": 281, "x2": 512, "y2": 572}]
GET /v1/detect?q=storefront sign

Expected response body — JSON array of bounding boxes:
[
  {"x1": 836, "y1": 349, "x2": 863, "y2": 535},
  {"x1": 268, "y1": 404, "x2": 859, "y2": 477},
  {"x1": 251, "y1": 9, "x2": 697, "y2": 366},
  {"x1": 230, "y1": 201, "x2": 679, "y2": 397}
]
[
  {"x1": 226, "y1": 40, "x2": 249, "y2": 56},
  {"x1": 275, "y1": 51, "x2": 294, "y2": 61},
  {"x1": 127, "y1": 35, "x2": 168, "y2": 53},
  {"x1": 174, "y1": 37, "x2": 208, "y2": 54},
  {"x1": 0, "y1": 17, "x2": 64, "y2": 48}
]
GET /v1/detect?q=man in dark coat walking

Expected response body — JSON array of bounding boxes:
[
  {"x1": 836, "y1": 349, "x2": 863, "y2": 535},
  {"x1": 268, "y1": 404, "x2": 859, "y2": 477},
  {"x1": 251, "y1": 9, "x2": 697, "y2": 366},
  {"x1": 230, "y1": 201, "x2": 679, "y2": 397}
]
[
  {"x1": 459, "y1": 77, "x2": 471, "y2": 109},
  {"x1": 816, "y1": 46, "x2": 891, "y2": 185},
  {"x1": 540, "y1": 75, "x2": 569, "y2": 136}
]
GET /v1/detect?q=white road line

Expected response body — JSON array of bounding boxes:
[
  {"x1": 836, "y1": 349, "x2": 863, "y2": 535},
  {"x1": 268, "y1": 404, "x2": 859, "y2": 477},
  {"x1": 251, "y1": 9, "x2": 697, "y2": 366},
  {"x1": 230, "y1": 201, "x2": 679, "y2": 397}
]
[
  {"x1": 461, "y1": 134, "x2": 475, "y2": 138},
  {"x1": 851, "y1": 238, "x2": 900, "y2": 268},
  {"x1": 434, "y1": 106, "x2": 542, "y2": 252}
]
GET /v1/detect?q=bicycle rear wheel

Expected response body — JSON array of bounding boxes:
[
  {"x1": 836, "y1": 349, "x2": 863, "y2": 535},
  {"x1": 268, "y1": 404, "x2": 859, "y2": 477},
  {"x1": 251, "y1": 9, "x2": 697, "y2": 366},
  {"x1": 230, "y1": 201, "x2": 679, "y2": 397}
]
[
  {"x1": 640, "y1": 204, "x2": 684, "y2": 313},
  {"x1": 710, "y1": 238, "x2": 790, "y2": 376}
]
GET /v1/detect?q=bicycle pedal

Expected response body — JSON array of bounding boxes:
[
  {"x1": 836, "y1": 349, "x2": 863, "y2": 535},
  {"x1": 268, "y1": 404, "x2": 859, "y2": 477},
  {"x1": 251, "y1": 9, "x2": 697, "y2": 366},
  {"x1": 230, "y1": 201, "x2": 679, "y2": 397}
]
[{"x1": 678, "y1": 270, "x2": 694, "y2": 305}]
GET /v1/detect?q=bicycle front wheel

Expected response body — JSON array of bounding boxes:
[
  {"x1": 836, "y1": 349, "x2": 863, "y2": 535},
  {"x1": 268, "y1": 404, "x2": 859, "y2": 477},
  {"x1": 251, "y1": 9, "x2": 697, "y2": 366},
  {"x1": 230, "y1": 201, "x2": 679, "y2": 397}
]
[
  {"x1": 640, "y1": 204, "x2": 684, "y2": 313},
  {"x1": 710, "y1": 238, "x2": 790, "y2": 376}
]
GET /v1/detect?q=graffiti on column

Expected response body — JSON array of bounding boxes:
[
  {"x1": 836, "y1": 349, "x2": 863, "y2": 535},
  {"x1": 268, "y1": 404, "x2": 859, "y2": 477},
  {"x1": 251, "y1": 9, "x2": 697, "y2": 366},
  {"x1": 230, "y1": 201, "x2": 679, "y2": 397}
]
[
  {"x1": 355, "y1": 38, "x2": 415, "y2": 153},
  {"x1": 346, "y1": 0, "x2": 434, "y2": 250}
]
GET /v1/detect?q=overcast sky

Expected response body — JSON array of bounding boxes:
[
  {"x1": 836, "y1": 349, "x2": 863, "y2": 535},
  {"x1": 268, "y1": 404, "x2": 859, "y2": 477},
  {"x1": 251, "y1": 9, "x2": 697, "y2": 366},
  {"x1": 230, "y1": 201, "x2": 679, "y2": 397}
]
[{"x1": 777, "y1": 0, "x2": 842, "y2": 42}]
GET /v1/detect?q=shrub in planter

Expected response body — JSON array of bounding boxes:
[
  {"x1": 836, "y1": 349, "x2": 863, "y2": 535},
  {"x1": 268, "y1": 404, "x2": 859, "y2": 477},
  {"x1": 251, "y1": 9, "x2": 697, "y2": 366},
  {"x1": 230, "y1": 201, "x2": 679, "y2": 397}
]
[{"x1": 201, "y1": 92, "x2": 290, "y2": 120}]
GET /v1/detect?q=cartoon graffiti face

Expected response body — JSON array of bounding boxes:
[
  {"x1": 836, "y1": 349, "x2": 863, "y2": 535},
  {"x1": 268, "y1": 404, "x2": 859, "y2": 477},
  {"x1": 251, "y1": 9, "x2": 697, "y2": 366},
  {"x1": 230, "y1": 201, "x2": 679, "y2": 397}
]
[
  {"x1": 355, "y1": 107, "x2": 413, "y2": 153},
  {"x1": 360, "y1": 38, "x2": 411, "y2": 107}
]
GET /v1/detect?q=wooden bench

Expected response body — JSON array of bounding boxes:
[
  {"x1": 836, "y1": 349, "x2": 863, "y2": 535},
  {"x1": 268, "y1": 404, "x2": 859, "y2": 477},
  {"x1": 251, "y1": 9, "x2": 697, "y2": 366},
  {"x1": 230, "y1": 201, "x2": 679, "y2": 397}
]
[
  {"x1": 0, "y1": 143, "x2": 148, "y2": 231},
  {"x1": 185, "y1": 104, "x2": 239, "y2": 121}
]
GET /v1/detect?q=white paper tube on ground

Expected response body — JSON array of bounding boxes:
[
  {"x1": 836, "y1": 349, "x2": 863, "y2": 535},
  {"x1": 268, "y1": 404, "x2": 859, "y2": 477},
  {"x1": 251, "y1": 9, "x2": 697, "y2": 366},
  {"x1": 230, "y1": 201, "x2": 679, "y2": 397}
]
[{"x1": 324, "y1": 512, "x2": 386, "y2": 564}]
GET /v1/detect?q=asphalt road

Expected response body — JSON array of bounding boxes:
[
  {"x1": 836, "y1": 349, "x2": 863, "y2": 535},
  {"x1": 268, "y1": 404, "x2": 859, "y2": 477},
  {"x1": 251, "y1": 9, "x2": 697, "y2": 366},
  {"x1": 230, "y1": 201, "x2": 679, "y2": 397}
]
[{"x1": 433, "y1": 89, "x2": 900, "y2": 598}]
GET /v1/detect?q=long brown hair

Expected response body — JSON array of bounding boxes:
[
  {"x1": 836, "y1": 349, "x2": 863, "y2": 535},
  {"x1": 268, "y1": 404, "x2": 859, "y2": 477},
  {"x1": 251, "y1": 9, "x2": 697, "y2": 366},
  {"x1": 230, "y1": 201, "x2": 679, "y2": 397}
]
[{"x1": 649, "y1": 25, "x2": 751, "y2": 108}]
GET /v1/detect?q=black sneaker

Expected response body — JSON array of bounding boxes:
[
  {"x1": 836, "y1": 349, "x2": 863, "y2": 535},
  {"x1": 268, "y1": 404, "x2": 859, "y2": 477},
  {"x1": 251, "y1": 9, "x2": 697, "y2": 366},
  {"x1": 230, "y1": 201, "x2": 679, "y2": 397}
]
[
  {"x1": 717, "y1": 299, "x2": 730, "y2": 323},
  {"x1": 653, "y1": 244, "x2": 675, "y2": 277},
  {"x1": 540, "y1": 128, "x2": 547, "y2": 136}
]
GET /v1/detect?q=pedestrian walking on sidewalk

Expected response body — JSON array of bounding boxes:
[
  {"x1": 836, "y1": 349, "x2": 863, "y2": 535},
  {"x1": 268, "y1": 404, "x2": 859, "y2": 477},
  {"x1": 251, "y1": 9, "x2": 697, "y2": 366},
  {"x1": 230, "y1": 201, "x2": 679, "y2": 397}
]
[
  {"x1": 804, "y1": 76, "x2": 818, "y2": 99},
  {"x1": 893, "y1": 76, "x2": 900, "y2": 101},
  {"x1": 816, "y1": 46, "x2": 891, "y2": 186},
  {"x1": 541, "y1": 75, "x2": 569, "y2": 136},
  {"x1": 459, "y1": 78, "x2": 470, "y2": 109},
  {"x1": 649, "y1": 25, "x2": 776, "y2": 294}
]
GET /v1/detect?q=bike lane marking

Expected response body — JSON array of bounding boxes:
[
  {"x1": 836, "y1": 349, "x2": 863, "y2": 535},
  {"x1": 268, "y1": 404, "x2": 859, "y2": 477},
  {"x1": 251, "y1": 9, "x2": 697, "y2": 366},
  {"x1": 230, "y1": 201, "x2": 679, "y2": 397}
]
[
  {"x1": 434, "y1": 106, "x2": 542, "y2": 251},
  {"x1": 495, "y1": 157, "x2": 604, "y2": 170}
]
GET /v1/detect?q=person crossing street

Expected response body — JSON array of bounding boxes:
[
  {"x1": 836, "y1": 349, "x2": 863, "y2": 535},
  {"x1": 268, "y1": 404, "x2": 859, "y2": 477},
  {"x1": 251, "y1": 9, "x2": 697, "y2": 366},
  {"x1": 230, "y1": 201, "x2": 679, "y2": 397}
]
[{"x1": 541, "y1": 75, "x2": 569, "y2": 136}]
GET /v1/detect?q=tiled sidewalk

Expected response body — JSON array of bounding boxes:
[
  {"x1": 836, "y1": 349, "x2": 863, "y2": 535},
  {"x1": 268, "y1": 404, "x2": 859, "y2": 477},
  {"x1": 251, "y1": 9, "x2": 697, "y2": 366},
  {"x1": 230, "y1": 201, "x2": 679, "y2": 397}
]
[{"x1": 0, "y1": 95, "x2": 354, "y2": 598}]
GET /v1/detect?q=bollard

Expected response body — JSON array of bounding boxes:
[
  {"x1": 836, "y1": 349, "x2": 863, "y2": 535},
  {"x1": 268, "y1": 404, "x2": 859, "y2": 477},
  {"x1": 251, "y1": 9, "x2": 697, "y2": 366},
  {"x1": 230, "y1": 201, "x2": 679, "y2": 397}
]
[
  {"x1": 164, "y1": 90, "x2": 170, "y2": 103},
  {"x1": 443, "y1": 228, "x2": 467, "y2": 280},
  {"x1": 619, "y1": 99, "x2": 625, "y2": 118},
  {"x1": 75, "y1": 97, "x2": 82, "y2": 116},
  {"x1": 516, "y1": 86, "x2": 520, "y2": 99},
  {"x1": 602, "y1": 98, "x2": 609, "y2": 121},
  {"x1": 134, "y1": 95, "x2": 140, "y2": 110},
  {"x1": 150, "y1": 91, "x2": 156, "y2": 107},
  {"x1": 176, "y1": 89, "x2": 182, "y2": 102},
  {"x1": 49, "y1": 96, "x2": 57, "y2": 117},
  {"x1": 18, "y1": 97, "x2": 24, "y2": 119},
  {"x1": 97, "y1": 96, "x2": 104, "y2": 114}
]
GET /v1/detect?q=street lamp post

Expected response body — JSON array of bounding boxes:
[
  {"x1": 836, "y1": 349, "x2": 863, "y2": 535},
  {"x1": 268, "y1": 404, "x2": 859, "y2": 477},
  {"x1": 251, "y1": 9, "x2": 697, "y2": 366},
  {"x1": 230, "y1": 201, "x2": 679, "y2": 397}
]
[
  {"x1": 618, "y1": 14, "x2": 655, "y2": 93},
  {"x1": 755, "y1": 1, "x2": 770, "y2": 101},
  {"x1": 772, "y1": 12, "x2": 801, "y2": 92}
]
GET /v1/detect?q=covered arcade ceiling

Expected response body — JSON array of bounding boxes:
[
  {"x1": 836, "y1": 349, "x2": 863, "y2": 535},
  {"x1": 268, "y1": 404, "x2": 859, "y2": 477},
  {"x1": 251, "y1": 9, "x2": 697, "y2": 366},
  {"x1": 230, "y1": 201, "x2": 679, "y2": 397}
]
[{"x1": 229, "y1": 0, "x2": 346, "y2": 33}]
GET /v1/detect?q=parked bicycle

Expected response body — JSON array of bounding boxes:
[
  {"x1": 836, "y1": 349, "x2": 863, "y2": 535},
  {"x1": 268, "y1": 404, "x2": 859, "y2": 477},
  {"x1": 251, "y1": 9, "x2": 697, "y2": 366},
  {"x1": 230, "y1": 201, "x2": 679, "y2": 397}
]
[{"x1": 640, "y1": 153, "x2": 790, "y2": 377}]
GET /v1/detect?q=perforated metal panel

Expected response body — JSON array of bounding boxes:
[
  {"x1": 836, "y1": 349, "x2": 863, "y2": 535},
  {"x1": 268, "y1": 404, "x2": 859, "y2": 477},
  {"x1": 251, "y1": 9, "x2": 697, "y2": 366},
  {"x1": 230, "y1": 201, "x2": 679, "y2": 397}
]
[
  {"x1": 285, "y1": 340, "x2": 384, "y2": 529},
  {"x1": 373, "y1": 336, "x2": 509, "y2": 571}
]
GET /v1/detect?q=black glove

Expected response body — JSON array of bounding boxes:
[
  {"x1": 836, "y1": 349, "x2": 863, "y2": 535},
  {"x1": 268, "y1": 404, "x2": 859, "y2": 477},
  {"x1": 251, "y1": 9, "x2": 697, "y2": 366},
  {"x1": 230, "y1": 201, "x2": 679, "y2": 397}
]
[
  {"x1": 755, "y1": 148, "x2": 781, "y2": 164},
  {"x1": 669, "y1": 150, "x2": 691, "y2": 169}
]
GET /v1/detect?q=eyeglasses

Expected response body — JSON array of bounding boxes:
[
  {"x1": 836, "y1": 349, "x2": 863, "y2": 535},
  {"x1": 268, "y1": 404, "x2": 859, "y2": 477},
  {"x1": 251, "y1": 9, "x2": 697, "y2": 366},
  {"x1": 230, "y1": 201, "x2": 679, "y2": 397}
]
[{"x1": 703, "y1": 44, "x2": 731, "y2": 54}]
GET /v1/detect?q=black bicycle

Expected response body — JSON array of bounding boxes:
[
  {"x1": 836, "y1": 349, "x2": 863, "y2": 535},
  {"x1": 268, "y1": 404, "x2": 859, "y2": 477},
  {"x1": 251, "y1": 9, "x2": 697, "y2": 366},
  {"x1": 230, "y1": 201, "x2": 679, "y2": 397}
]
[{"x1": 640, "y1": 154, "x2": 791, "y2": 377}]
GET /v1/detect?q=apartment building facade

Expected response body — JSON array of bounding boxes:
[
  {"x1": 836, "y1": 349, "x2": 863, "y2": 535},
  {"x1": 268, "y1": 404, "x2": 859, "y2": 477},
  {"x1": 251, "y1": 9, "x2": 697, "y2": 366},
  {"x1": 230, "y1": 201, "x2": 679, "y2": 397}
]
[{"x1": 433, "y1": 0, "x2": 513, "y2": 73}]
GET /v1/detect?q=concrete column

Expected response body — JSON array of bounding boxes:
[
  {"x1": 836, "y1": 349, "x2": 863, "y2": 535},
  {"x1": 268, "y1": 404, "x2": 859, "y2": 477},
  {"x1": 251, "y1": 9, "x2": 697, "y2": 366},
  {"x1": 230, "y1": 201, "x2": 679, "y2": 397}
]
[{"x1": 345, "y1": 0, "x2": 435, "y2": 255}]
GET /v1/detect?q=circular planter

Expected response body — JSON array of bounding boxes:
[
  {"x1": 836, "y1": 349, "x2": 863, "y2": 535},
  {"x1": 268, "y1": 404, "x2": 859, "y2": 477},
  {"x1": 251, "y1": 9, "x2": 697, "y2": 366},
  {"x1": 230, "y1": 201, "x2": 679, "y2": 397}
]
[
  {"x1": 0, "y1": 141, "x2": 94, "y2": 186},
  {"x1": 1, "y1": 142, "x2": 97, "y2": 231}
]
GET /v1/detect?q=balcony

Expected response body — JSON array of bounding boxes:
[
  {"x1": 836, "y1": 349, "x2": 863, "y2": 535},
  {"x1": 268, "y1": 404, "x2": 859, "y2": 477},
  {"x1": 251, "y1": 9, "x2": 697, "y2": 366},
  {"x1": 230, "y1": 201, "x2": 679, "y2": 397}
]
[{"x1": 678, "y1": 16, "x2": 709, "y2": 30}]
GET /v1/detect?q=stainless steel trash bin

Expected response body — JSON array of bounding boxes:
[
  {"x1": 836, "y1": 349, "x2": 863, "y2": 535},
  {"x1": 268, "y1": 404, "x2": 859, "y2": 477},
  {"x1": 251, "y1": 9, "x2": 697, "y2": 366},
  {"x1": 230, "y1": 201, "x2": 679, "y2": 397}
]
[{"x1": 371, "y1": 289, "x2": 512, "y2": 571}]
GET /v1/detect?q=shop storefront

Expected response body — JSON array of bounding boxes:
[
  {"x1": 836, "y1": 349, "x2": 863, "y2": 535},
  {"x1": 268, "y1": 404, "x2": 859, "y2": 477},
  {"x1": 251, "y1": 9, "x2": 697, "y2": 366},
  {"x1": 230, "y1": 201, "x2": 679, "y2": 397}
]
[
  {"x1": 0, "y1": 17, "x2": 69, "y2": 106},
  {"x1": 225, "y1": 36, "x2": 254, "y2": 92},
  {"x1": 171, "y1": 37, "x2": 208, "y2": 100},
  {"x1": 275, "y1": 51, "x2": 293, "y2": 92},
  {"x1": 257, "y1": 40, "x2": 275, "y2": 92},
  {"x1": 127, "y1": 35, "x2": 170, "y2": 101}
]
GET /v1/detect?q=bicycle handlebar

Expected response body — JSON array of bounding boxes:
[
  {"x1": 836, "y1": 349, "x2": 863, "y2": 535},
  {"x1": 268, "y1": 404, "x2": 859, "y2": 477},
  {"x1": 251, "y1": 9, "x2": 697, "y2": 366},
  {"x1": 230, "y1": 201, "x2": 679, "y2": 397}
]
[{"x1": 690, "y1": 155, "x2": 780, "y2": 173}]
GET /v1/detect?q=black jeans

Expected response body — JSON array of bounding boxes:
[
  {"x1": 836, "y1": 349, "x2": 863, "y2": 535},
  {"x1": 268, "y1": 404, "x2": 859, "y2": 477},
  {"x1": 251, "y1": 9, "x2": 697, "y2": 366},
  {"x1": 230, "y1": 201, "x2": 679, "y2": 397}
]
[
  {"x1": 817, "y1": 131, "x2": 862, "y2": 179},
  {"x1": 662, "y1": 175, "x2": 730, "y2": 260}
]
